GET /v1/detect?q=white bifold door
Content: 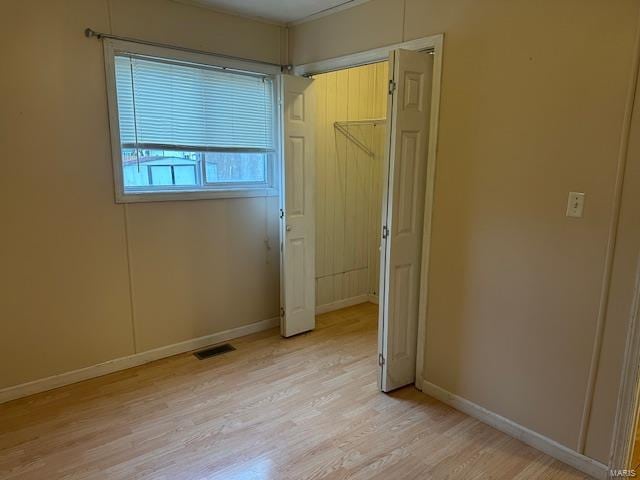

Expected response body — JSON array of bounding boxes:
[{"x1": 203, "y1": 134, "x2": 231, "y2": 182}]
[
  {"x1": 279, "y1": 51, "x2": 434, "y2": 393},
  {"x1": 280, "y1": 74, "x2": 316, "y2": 337},
  {"x1": 378, "y1": 49, "x2": 434, "y2": 392}
]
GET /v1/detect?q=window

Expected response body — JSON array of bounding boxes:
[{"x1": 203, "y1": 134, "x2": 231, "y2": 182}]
[{"x1": 105, "y1": 40, "x2": 279, "y2": 202}]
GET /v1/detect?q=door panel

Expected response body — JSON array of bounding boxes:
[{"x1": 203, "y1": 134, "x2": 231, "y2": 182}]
[
  {"x1": 379, "y1": 49, "x2": 434, "y2": 391},
  {"x1": 281, "y1": 75, "x2": 316, "y2": 337}
]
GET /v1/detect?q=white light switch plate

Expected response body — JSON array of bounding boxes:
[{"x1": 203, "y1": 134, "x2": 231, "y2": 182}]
[{"x1": 566, "y1": 192, "x2": 585, "y2": 218}]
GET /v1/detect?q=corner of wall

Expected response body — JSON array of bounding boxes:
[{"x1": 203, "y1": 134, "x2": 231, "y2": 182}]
[{"x1": 282, "y1": 25, "x2": 290, "y2": 67}]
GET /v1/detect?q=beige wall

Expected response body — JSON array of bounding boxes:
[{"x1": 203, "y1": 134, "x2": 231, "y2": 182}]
[
  {"x1": 0, "y1": 0, "x2": 284, "y2": 389},
  {"x1": 291, "y1": 0, "x2": 640, "y2": 464},
  {"x1": 313, "y1": 63, "x2": 388, "y2": 307}
]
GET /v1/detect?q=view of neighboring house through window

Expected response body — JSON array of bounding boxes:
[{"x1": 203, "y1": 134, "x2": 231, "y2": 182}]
[
  {"x1": 122, "y1": 150, "x2": 267, "y2": 187},
  {"x1": 122, "y1": 150, "x2": 200, "y2": 187},
  {"x1": 109, "y1": 49, "x2": 276, "y2": 199}
]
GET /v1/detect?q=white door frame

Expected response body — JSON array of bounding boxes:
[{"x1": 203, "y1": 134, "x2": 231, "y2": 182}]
[
  {"x1": 600, "y1": 23, "x2": 640, "y2": 474},
  {"x1": 293, "y1": 33, "x2": 444, "y2": 389},
  {"x1": 610, "y1": 261, "x2": 640, "y2": 472}
]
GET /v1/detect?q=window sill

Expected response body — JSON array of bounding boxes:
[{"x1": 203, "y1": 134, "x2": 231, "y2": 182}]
[{"x1": 115, "y1": 187, "x2": 278, "y2": 204}]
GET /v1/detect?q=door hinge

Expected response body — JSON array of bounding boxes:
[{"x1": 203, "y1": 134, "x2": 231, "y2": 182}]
[
  {"x1": 388, "y1": 80, "x2": 396, "y2": 95},
  {"x1": 378, "y1": 353, "x2": 385, "y2": 366},
  {"x1": 280, "y1": 307, "x2": 285, "y2": 318},
  {"x1": 280, "y1": 208, "x2": 285, "y2": 219},
  {"x1": 382, "y1": 225, "x2": 389, "y2": 239}
]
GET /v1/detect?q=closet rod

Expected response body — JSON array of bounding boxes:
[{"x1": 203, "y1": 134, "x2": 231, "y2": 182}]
[
  {"x1": 334, "y1": 122, "x2": 382, "y2": 158},
  {"x1": 84, "y1": 28, "x2": 289, "y2": 71},
  {"x1": 335, "y1": 118, "x2": 387, "y2": 127},
  {"x1": 334, "y1": 118, "x2": 387, "y2": 157}
]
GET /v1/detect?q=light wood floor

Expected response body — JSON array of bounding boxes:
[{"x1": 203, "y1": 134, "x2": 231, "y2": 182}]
[{"x1": 0, "y1": 303, "x2": 590, "y2": 479}]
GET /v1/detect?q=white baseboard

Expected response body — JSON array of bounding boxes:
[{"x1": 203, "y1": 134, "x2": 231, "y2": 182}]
[
  {"x1": 367, "y1": 294, "x2": 379, "y2": 305},
  {"x1": 419, "y1": 379, "x2": 608, "y2": 480},
  {"x1": 0, "y1": 316, "x2": 280, "y2": 405},
  {"x1": 315, "y1": 294, "x2": 372, "y2": 315}
]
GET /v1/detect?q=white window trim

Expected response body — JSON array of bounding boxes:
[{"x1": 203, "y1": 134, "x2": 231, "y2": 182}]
[{"x1": 103, "y1": 39, "x2": 281, "y2": 203}]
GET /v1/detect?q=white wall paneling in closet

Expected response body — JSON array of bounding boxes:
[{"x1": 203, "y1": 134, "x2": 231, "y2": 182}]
[{"x1": 313, "y1": 62, "x2": 388, "y2": 311}]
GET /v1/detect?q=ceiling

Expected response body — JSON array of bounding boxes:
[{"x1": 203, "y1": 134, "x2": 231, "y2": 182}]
[{"x1": 183, "y1": 0, "x2": 367, "y2": 24}]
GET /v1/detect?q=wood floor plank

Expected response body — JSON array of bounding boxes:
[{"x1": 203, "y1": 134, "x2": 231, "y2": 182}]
[{"x1": 0, "y1": 303, "x2": 591, "y2": 479}]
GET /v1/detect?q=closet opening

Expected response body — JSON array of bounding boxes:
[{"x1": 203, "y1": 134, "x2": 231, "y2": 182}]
[
  {"x1": 311, "y1": 61, "x2": 388, "y2": 330},
  {"x1": 294, "y1": 62, "x2": 389, "y2": 379},
  {"x1": 280, "y1": 41, "x2": 440, "y2": 393}
]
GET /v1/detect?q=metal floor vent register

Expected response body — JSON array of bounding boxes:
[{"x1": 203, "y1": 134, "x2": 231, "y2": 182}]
[{"x1": 194, "y1": 343, "x2": 236, "y2": 360}]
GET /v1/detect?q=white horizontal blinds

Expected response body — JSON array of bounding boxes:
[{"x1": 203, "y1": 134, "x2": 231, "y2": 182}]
[
  {"x1": 114, "y1": 55, "x2": 274, "y2": 151},
  {"x1": 114, "y1": 56, "x2": 136, "y2": 145}
]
